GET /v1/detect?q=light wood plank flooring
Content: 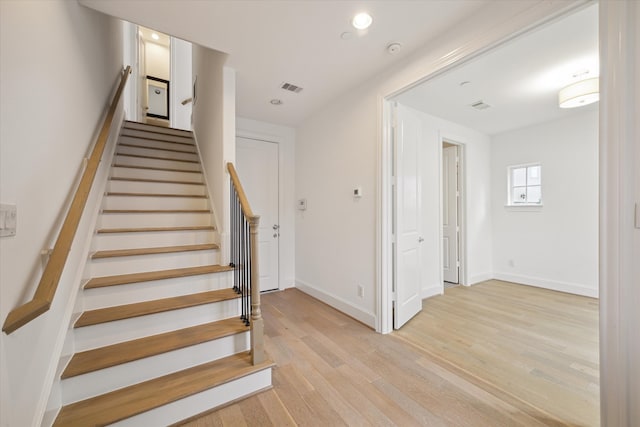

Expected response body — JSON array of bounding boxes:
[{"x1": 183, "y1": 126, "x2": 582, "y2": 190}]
[{"x1": 180, "y1": 281, "x2": 599, "y2": 426}]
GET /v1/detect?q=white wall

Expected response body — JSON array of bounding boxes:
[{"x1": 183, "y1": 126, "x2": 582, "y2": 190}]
[
  {"x1": 236, "y1": 117, "x2": 296, "y2": 290},
  {"x1": 491, "y1": 109, "x2": 599, "y2": 297},
  {"x1": 191, "y1": 45, "x2": 235, "y2": 255},
  {"x1": 144, "y1": 41, "x2": 170, "y2": 80},
  {"x1": 0, "y1": 1, "x2": 123, "y2": 426},
  {"x1": 170, "y1": 37, "x2": 192, "y2": 130}
]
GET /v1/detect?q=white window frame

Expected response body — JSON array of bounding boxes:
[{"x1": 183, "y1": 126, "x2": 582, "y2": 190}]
[{"x1": 506, "y1": 163, "x2": 543, "y2": 207}]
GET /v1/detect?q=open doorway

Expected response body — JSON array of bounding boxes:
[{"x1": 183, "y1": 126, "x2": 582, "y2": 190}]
[
  {"x1": 382, "y1": 3, "x2": 599, "y2": 332},
  {"x1": 124, "y1": 25, "x2": 193, "y2": 130},
  {"x1": 442, "y1": 141, "x2": 462, "y2": 288}
]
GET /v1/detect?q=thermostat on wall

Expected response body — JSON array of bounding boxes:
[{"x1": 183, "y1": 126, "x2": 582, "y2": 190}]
[{"x1": 297, "y1": 199, "x2": 307, "y2": 210}]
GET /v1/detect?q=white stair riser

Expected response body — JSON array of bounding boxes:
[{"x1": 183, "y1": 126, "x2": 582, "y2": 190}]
[
  {"x1": 89, "y1": 250, "x2": 220, "y2": 277},
  {"x1": 74, "y1": 301, "x2": 241, "y2": 351},
  {"x1": 114, "y1": 155, "x2": 201, "y2": 172},
  {"x1": 102, "y1": 195, "x2": 208, "y2": 211},
  {"x1": 119, "y1": 135, "x2": 197, "y2": 153},
  {"x1": 82, "y1": 273, "x2": 233, "y2": 310},
  {"x1": 111, "y1": 368, "x2": 272, "y2": 427},
  {"x1": 111, "y1": 167, "x2": 203, "y2": 183},
  {"x1": 108, "y1": 180, "x2": 206, "y2": 196},
  {"x1": 93, "y1": 229, "x2": 216, "y2": 250},
  {"x1": 117, "y1": 145, "x2": 199, "y2": 162},
  {"x1": 120, "y1": 129, "x2": 194, "y2": 145},
  {"x1": 99, "y1": 212, "x2": 211, "y2": 228},
  {"x1": 61, "y1": 332, "x2": 250, "y2": 404}
]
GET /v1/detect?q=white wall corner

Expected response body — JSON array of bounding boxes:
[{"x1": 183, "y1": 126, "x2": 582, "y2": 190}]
[
  {"x1": 422, "y1": 284, "x2": 443, "y2": 299},
  {"x1": 295, "y1": 280, "x2": 376, "y2": 329},
  {"x1": 467, "y1": 272, "x2": 494, "y2": 286}
]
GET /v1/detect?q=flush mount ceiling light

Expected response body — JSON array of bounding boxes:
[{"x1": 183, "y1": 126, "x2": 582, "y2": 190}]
[
  {"x1": 151, "y1": 33, "x2": 160, "y2": 40},
  {"x1": 352, "y1": 12, "x2": 373, "y2": 30},
  {"x1": 558, "y1": 77, "x2": 599, "y2": 108},
  {"x1": 270, "y1": 99, "x2": 283, "y2": 105}
]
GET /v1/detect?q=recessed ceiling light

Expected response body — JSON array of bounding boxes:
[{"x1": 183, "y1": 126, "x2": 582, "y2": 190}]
[
  {"x1": 151, "y1": 33, "x2": 159, "y2": 40},
  {"x1": 270, "y1": 99, "x2": 283, "y2": 105},
  {"x1": 352, "y1": 12, "x2": 373, "y2": 30}
]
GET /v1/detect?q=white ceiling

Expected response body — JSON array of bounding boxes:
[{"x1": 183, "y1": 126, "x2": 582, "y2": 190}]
[
  {"x1": 394, "y1": 4, "x2": 599, "y2": 136},
  {"x1": 80, "y1": 0, "x2": 491, "y2": 126}
]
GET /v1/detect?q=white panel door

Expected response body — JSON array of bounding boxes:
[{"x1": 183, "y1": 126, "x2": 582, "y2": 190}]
[
  {"x1": 236, "y1": 137, "x2": 279, "y2": 292},
  {"x1": 443, "y1": 145, "x2": 459, "y2": 283},
  {"x1": 394, "y1": 105, "x2": 423, "y2": 329}
]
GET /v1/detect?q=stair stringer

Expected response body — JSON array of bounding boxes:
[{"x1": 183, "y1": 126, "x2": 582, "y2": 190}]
[{"x1": 190, "y1": 131, "x2": 228, "y2": 266}]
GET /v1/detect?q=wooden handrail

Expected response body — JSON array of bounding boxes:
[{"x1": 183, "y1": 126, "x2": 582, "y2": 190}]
[
  {"x1": 227, "y1": 163, "x2": 256, "y2": 219},
  {"x1": 3, "y1": 66, "x2": 131, "y2": 334}
]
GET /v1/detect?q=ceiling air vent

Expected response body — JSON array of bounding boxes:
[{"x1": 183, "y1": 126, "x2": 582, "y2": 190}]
[
  {"x1": 470, "y1": 100, "x2": 491, "y2": 110},
  {"x1": 280, "y1": 82, "x2": 303, "y2": 93}
]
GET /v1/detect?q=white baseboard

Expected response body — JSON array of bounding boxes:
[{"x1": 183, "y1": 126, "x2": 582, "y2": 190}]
[
  {"x1": 295, "y1": 280, "x2": 376, "y2": 328},
  {"x1": 422, "y1": 284, "x2": 443, "y2": 299},
  {"x1": 493, "y1": 272, "x2": 598, "y2": 298},
  {"x1": 467, "y1": 272, "x2": 493, "y2": 286}
]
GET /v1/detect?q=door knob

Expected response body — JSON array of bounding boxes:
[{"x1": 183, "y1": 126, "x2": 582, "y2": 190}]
[
  {"x1": 273, "y1": 224, "x2": 279, "y2": 230},
  {"x1": 418, "y1": 237, "x2": 424, "y2": 243},
  {"x1": 273, "y1": 233, "x2": 279, "y2": 238}
]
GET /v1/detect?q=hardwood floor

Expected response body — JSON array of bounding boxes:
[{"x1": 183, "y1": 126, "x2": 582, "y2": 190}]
[{"x1": 180, "y1": 281, "x2": 599, "y2": 426}]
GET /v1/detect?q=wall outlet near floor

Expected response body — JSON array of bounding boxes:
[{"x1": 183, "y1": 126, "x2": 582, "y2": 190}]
[{"x1": 357, "y1": 284, "x2": 364, "y2": 298}]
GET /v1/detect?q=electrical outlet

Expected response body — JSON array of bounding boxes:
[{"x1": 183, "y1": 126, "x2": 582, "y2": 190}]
[
  {"x1": 0, "y1": 204, "x2": 17, "y2": 237},
  {"x1": 357, "y1": 284, "x2": 364, "y2": 298}
]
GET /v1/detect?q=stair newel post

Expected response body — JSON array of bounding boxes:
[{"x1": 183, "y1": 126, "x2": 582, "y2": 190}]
[{"x1": 248, "y1": 214, "x2": 265, "y2": 365}]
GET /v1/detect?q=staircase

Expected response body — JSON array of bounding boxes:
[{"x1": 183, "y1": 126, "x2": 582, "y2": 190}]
[{"x1": 52, "y1": 121, "x2": 273, "y2": 426}]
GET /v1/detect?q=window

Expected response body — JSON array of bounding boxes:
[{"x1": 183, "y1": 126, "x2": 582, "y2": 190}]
[{"x1": 508, "y1": 164, "x2": 542, "y2": 205}]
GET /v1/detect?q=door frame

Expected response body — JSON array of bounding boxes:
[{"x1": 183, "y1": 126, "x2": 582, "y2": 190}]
[
  {"x1": 439, "y1": 139, "x2": 466, "y2": 287},
  {"x1": 236, "y1": 130, "x2": 283, "y2": 291}
]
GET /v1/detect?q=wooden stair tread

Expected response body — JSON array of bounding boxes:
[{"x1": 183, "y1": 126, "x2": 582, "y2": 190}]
[
  {"x1": 63, "y1": 318, "x2": 247, "y2": 377},
  {"x1": 97, "y1": 226, "x2": 215, "y2": 234},
  {"x1": 120, "y1": 133, "x2": 195, "y2": 147},
  {"x1": 102, "y1": 209, "x2": 210, "y2": 214},
  {"x1": 119, "y1": 142, "x2": 197, "y2": 155},
  {"x1": 116, "y1": 152, "x2": 200, "y2": 164},
  {"x1": 110, "y1": 177, "x2": 204, "y2": 186},
  {"x1": 74, "y1": 288, "x2": 239, "y2": 328},
  {"x1": 106, "y1": 192, "x2": 206, "y2": 198},
  {"x1": 124, "y1": 120, "x2": 193, "y2": 136},
  {"x1": 92, "y1": 243, "x2": 219, "y2": 259},
  {"x1": 55, "y1": 352, "x2": 273, "y2": 426},
  {"x1": 85, "y1": 265, "x2": 233, "y2": 289},
  {"x1": 112, "y1": 164, "x2": 202, "y2": 173}
]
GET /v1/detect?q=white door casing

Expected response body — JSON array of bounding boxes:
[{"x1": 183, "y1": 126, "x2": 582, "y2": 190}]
[
  {"x1": 236, "y1": 137, "x2": 279, "y2": 292},
  {"x1": 393, "y1": 104, "x2": 423, "y2": 329},
  {"x1": 442, "y1": 145, "x2": 459, "y2": 283}
]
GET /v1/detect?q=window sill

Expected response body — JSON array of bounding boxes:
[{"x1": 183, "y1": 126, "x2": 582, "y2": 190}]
[{"x1": 504, "y1": 204, "x2": 543, "y2": 212}]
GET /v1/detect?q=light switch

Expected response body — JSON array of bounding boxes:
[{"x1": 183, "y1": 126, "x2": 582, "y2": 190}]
[{"x1": 0, "y1": 204, "x2": 17, "y2": 237}]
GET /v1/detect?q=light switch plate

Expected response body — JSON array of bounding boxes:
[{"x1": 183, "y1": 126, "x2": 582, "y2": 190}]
[{"x1": 0, "y1": 204, "x2": 17, "y2": 237}]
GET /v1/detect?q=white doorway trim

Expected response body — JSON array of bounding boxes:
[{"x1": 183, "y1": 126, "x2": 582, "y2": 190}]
[
  {"x1": 439, "y1": 138, "x2": 466, "y2": 287},
  {"x1": 236, "y1": 130, "x2": 285, "y2": 291}
]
